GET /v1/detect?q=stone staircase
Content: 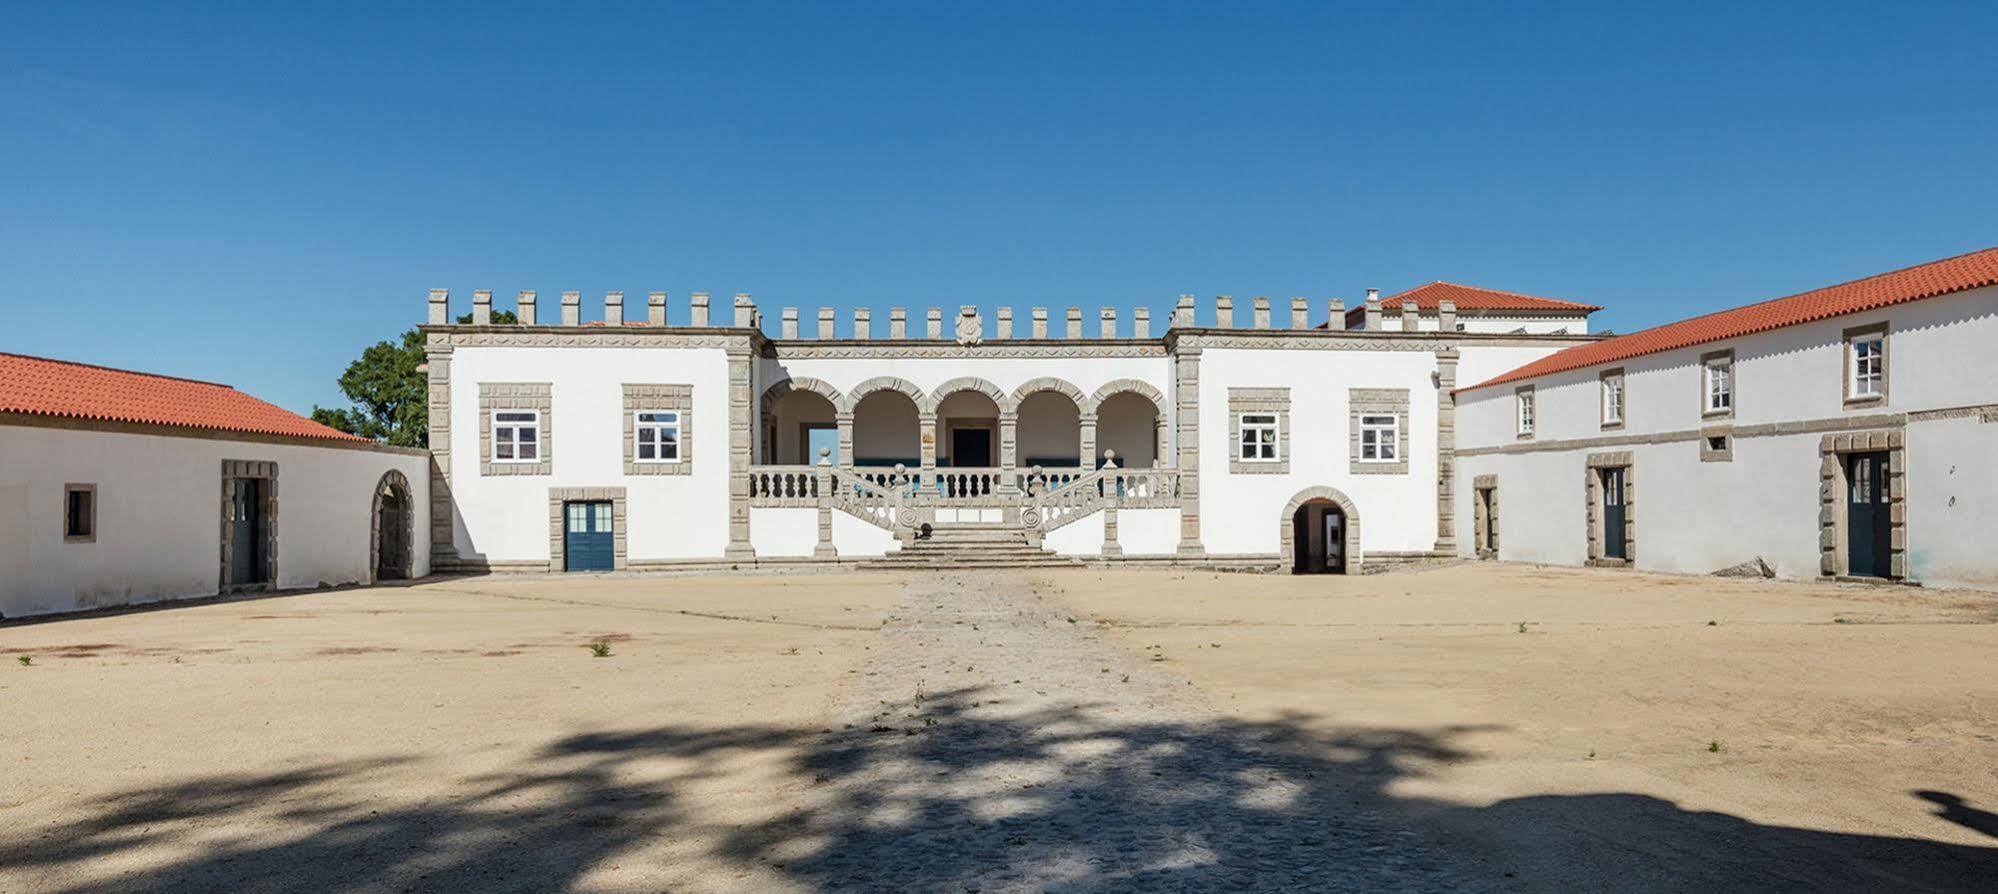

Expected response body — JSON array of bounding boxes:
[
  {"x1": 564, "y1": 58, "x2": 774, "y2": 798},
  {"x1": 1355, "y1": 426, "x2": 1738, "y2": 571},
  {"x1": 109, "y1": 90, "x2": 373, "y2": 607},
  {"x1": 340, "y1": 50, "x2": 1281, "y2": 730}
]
[{"x1": 856, "y1": 524, "x2": 1086, "y2": 571}]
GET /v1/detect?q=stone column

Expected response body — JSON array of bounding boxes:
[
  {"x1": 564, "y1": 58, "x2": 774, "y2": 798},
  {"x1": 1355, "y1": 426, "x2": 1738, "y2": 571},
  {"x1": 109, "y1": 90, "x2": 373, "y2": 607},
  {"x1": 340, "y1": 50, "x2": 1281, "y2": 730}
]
[
  {"x1": 1435, "y1": 348, "x2": 1460, "y2": 552},
  {"x1": 997, "y1": 307, "x2": 1014, "y2": 338},
  {"x1": 1133, "y1": 307, "x2": 1151, "y2": 338},
  {"x1": 605, "y1": 291, "x2": 625, "y2": 326},
  {"x1": 814, "y1": 451, "x2": 837, "y2": 558},
  {"x1": 1290, "y1": 297, "x2": 1310, "y2": 329},
  {"x1": 1171, "y1": 294, "x2": 1195, "y2": 328},
  {"x1": 780, "y1": 307, "x2": 800, "y2": 339},
  {"x1": 425, "y1": 335, "x2": 457, "y2": 566},
  {"x1": 647, "y1": 291, "x2": 667, "y2": 326},
  {"x1": 561, "y1": 291, "x2": 581, "y2": 326},
  {"x1": 926, "y1": 307, "x2": 942, "y2": 339},
  {"x1": 1101, "y1": 452, "x2": 1122, "y2": 558},
  {"x1": 919, "y1": 411, "x2": 938, "y2": 472},
  {"x1": 1215, "y1": 295, "x2": 1234, "y2": 328},
  {"x1": 1100, "y1": 307, "x2": 1117, "y2": 338},
  {"x1": 518, "y1": 290, "x2": 537, "y2": 325},
  {"x1": 428, "y1": 288, "x2": 450, "y2": 325},
  {"x1": 998, "y1": 410, "x2": 1020, "y2": 494},
  {"x1": 472, "y1": 289, "x2": 493, "y2": 325},
  {"x1": 1066, "y1": 308, "x2": 1083, "y2": 339},
  {"x1": 836, "y1": 411, "x2": 855, "y2": 469},
  {"x1": 1252, "y1": 296, "x2": 1271, "y2": 329},
  {"x1": 1079, "y1": 412, "x2": 1098, "y2": 469},
  {"x1": 725, "y1": 347, "x2": 757, "y2": 561},
  {"x1": 1031, "y1": 307, "x2": 1048, "y2": 338},
  {"x1": 691, "y1": 292, "x2": 710, "y2": 327},
  {"x1": 1363, "y1": 289, "x2": 1382, "y2": 331},
  {"x1": 1174, "y1": 346, "x2": 1204, "y2": 556},
  {"x1": 854, "y1": 307, "x2": 872, "y2": 339},
  {"x1": 889, "y1": 308, "x2": 908, "y2": 339},
  {"x1": 818, "y1": 307, "x2": 836, "y2": 339}
]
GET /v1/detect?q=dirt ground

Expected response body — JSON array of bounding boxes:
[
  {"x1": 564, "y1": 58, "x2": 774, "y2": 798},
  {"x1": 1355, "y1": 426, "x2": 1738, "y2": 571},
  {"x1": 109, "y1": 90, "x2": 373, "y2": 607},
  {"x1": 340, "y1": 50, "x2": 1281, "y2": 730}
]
[
  {"x1": 2, "y1": 564, "x2": 1996, "y2": 891},
  {"x1": 1056, "y1": 563, "x2": 1998, "y2": 889}
]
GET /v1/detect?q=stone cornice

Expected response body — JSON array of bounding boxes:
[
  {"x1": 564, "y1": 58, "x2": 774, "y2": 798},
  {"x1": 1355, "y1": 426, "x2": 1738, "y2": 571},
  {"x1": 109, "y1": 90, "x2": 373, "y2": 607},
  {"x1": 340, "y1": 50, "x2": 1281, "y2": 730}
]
[
  {"x1": 422, "y1": 326, "x2": 758, "y2": 352},
  {"x1": 1165, "y1": 328, "x2": 1601, "y2": 353},
  {"x1": 764, "y1": 339, "x2": 1168, "y2": 359}
]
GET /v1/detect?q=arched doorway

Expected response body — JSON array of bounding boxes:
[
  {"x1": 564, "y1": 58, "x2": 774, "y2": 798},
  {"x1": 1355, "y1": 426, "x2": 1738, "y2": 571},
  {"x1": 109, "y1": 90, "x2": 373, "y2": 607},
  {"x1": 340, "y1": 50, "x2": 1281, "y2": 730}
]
[
  {"x1": 371, "y1": 470, "x2": 413, "y2": 582},
  {"x1": 1280, "y1": 486, "x2": 1361, "y2": 575}
]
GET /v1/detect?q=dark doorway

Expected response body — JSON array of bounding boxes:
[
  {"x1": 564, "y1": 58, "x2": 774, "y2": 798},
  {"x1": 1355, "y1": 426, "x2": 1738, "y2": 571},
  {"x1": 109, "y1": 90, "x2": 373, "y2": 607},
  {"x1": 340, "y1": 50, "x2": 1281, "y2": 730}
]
[
  {"x1": 1846, "y1": 451, "x2": 1892, "y2": 578},
  {"x1": 564, "y1": 501, "x2": 615, "y2": 572},
  {"x1": 1291, "y1": 501, "x2": 1346, "y2": 574},
  {"x1": 1475, "y1": 486, "x2": 1498, "y2": 556},
  {"x1": 949, "y1": 426, "x2": 993, "y2": 467},
  {"x1": 226, "y1": 478, "x2": 267, "y2": 586},
  {"x1": 375, "y1": 478, "x2": 411, "y2": 581},
  {"x1": 1600, "y1": 467, "x2": 1627, "y2": 561}
]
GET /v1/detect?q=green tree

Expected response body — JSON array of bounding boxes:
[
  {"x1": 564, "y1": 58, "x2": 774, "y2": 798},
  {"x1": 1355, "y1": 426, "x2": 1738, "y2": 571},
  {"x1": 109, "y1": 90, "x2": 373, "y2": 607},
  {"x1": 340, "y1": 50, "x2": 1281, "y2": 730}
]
[{"x1": 312, "y1": 310, "x2": 515, "y2": 447}]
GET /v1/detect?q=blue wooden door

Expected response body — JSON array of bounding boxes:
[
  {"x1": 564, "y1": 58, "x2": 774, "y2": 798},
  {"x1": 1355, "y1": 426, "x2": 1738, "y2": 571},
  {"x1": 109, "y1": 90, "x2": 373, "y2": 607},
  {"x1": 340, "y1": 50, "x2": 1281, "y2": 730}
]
[
  {"x1": 1601, "y1": 467, "x2": 1627, "y2": 560},
  {"x1": 1846, "y1": 452, "x2": 1891, "y2": 578},
  {"x1": 564, "y1": 501, "x2": 615, "y2": 572}
]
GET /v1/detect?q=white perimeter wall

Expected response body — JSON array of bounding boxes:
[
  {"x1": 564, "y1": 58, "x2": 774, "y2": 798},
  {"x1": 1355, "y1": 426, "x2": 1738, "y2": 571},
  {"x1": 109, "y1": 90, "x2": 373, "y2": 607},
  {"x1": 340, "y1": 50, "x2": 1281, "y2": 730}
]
[
  {"x1": 0, "y1": 424, "x2": 429, "y2": 618},
  {"x1": 446, "y1": 346, "x2": 733, "y2": 562},
  {"x1": 1455, "y1": 286, "x2": 1998, "y2": 587}
]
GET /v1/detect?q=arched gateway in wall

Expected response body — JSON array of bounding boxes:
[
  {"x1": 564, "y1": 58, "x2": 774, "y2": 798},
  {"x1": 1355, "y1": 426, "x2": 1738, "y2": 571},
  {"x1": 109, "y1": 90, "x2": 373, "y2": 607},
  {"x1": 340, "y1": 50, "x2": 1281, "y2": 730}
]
[
  {"x1": 371, "y1": 469, "x2": 413, "y2": 582},
  {"x1": 1280, "y1": 486, "x2": 1361, "y2": 575}
]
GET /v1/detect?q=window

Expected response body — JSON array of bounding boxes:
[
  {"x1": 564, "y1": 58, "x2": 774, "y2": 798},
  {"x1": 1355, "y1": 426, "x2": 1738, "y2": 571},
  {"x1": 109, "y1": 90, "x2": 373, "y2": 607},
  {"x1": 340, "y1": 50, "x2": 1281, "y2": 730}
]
[
  {"x1": 1238, "y1": 413, "x2": 1280, "y2": 462},
  {"x1": 1600, "y1": 371, "x2": 1625, "y2": 428},
  {"x1": 1850, "y1": 336, "x2": 1884, "y2": 399},
  {"x1": 64, "y1": 484, "x2": 95, "y2": 542},
  {"x1": 1516, "y1": 387, "x2": 1536, "y2": 437},
  {"x1": 1358, "y1": 414, "x2": 1398, "y2": 462},
  {"x1": 492, "y1": 410, "x2": 540, "y2": 462},
  {"x1": 634, "y1": 410, "x2": 682, "y2": 463},
  {"x1": 1702, "y1": 351, "x2": 1734, "y2": 418}
]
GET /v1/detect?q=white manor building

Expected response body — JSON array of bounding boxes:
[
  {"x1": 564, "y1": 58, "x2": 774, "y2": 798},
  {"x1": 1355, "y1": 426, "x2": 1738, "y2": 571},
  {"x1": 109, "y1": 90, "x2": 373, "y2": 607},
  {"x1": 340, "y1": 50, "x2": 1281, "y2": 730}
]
[{"x1": 3, "y1": 246, "x2": 1994, "y2": 619}]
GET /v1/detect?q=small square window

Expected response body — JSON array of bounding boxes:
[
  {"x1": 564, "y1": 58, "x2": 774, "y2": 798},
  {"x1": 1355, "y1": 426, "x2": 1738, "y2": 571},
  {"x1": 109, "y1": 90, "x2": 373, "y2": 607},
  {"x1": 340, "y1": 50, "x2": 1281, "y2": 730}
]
[
  {"x1": 493, "y1": 410, "x2": 540, "y2": 462},
  {"x1": 1238, "y1": 413, "x2": 1280, "y2": 462},
  {"x1": 634, "y1": 410, "x2": 682, "y2": 463},
  {"x1": 65, "y1": 484, "x2": 96, "y2": 542},
  {"x1": 1359, "y1": 414, "x2": 1398, "y2": 461}
]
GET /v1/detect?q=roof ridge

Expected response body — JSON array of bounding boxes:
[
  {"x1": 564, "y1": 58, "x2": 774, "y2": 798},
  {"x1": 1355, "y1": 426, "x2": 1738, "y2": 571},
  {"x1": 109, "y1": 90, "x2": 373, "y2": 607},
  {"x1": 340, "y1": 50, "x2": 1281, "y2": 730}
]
[{"x1": 0, "y1": 351, "x2": 236, "y2": 390}]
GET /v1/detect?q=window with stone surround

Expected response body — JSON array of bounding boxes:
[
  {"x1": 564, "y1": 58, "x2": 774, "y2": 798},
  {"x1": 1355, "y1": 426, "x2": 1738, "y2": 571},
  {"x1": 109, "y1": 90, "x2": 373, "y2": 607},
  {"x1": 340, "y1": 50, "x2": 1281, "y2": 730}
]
[
  {"x1": 1349, "y1": 387, "x2": 1410, "y2": 475},
  {"x1": 1227, "y1": 387, "x2": 1290, "y2": 474},
  {"x1": 1702, "y1": 350, "x2": 1734, "y2": 419},
  {"x1": 479, "y1": 383, "x2": 553, "y2": 476},
  {"x1": 623, "y1": 383, "x2": 694, "y2": 475},
  {"x1": 1515, "y1": 386, "x2": 1535, "y2": 438},
  {"x1": 1844, "y1": 323, "x2": 1888, "y2": 407},
  {"x1": 1600, "y1": 369, "x2": 1625, "y2": 430}
]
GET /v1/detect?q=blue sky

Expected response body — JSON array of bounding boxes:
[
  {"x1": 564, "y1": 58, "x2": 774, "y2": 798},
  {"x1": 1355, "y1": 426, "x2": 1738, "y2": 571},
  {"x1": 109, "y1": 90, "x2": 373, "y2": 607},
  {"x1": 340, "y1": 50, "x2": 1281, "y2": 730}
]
[{"x1": 4, "y1": 1, "x2": 1995, "y2": 413}]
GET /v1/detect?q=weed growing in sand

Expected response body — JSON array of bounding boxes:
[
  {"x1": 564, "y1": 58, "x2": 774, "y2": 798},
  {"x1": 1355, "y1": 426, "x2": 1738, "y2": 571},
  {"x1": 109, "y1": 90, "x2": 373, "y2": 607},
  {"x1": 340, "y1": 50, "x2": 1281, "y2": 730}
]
[
  {"x1": 1517, "y1": 622, "x2": 1529, "y2": 634},
  {"x1": 588, "y1": 641, "x2": 613, "y2": 658},
  {"x1": 16, "y1": 655, "x2": 31, "y2": 666},
  {"x1": 1708, "y1": 740, "x2": 1722, "y2": 753}
]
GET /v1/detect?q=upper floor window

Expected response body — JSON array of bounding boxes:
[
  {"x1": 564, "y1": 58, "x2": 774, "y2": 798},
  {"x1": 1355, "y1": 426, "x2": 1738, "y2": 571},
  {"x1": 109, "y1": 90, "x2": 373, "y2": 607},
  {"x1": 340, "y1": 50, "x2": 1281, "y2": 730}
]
[
  {"x1": 634, "y1": 410, "x2": 682, "y2": 463},
  {"x1": 1238, "y1": 413, "x2": 1280, "y2": 462},
  {"x1": 1600, "y1": 370, "x2": 1625, "y2": 428},
  {"x1": 1516, "y1": 387, "x2": 1536, "y2": 437},
  {"x1": 492, "y1": 410, "x2": 541, "y2": 462},
  {"x1": 1358, "y1": 414, "x2": 1399, "y2": 462},
  {"x1": 1845, "y1": 323, "x2": 1887, "y2": 405},
  {"x1": 1702, "y1": 351, "x2": 1734, "y2": 418}
]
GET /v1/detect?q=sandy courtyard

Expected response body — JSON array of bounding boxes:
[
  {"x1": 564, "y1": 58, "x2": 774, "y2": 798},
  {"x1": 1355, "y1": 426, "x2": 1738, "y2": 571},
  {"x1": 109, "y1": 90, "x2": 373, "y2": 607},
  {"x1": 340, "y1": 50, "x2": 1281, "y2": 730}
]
[{"x1": 2, "y1": 564, "x2": 1996, "y2": 891}]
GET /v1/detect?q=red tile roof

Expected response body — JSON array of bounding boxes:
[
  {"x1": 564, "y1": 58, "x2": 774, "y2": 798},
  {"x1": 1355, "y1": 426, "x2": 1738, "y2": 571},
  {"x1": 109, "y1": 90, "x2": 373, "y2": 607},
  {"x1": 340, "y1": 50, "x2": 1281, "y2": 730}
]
[
  {"x1": 1339, "y1": 281, "x2": 1600, "y2": 325},
  {"x1": 0, "y1": 352, "x2": 367, "y2": 442},
  {"x1": 1463, "y1": 246, "x2": 1998, "y2": 393}
]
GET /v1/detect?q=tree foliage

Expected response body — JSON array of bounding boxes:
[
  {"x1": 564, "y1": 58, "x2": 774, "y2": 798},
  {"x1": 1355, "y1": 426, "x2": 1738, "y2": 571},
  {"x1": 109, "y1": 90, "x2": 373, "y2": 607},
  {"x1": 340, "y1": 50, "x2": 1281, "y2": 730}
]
[{"x1": 311, "y1": 310, "x2": 515, "y2": 447}]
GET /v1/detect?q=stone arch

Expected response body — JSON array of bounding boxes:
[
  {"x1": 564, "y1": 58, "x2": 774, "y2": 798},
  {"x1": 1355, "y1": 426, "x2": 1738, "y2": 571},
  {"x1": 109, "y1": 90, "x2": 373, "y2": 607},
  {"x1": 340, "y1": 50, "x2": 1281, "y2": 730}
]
[
  {"x1": 759, "y1": 376, "x2": 843, "y2": 419},
  {"x1": 1009, "y1": 377, "x2": 1088, "y2": 414},
  {"x1": 840, "y1": 376, "x2": 931, "y2": 414},
  {"x1": 369, "y1": 469, "x2": 414, "y2": 584},
  {"x1": 931, "y1": 376, "x2": 1010, "y2": 413},
  {"x1": 1279, "y1": 485, "x2": 1362, "y2": 575},
  {"x1": 1088, "y1": 378, "x2": 1166, "y2": 415}
]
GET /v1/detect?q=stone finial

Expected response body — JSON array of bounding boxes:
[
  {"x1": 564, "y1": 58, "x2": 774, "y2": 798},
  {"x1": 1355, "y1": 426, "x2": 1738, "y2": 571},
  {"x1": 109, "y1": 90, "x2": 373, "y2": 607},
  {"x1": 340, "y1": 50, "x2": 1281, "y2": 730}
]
[
  {"x1": 1438, "y1": 299, "x2": 1458, "y2": 331},
  {"x1": 996, "y1": 307, "x2": 1014, "y2": 339},
  {"x1": 472, "y1": 289, "x2": 493, "y2": 325},
  {"x1": 1327, "y1": 298, "x2": 1345, "y2": 330},
  {"x1": 1290, "y1": 297, "x2": 1310, "y2": 329},
  {"x1": 926, "y1": 307, "x2": 943, "y2": 339},
  {"x1": 690, "y1": 291, "x2": 711, "y2": 327},
  {"x1": 1031, "y1": 307, "x2": 1048, "y2": 339},
  {"x1": 1133, "y1": 306, "x2": 1152, "y2": 338},
  {"x1": 818, "y1": 307, "x2": 836, "y2": 339},
  {"x1": 605, "y1": 291, "x2": 625, "y2": 326},
  {"x1": 647, "y1": 291, "x2": 667, "y2": 326},
  {"x1": 1066, "y1": 307, "x2": 1083, "y2": 339},
  {"x1": 731, "y1": 293, "x2": 755, "y2": 328},
  {"x1": 518, "y1": 290, "x2": 538, "y2": 325},
  {"x1": 780, "y1": 307, "x2": 800, "y2": 339},
  {"x1": 561, "y1": 290, "x2": 582, "y2": 327},
  {"x1": 1363, "y1": 288, "x2": 1382, "y2": 331},
  {"x1": 1215, "y1": 295, "x2": 1235, "y2": 329},
  {"x1": 1400, "y1": 299, "x2": 1420, "y2": 332},
  {"x1": 1100, "y1": 307, "x2": 1117, "y2": 338},
  {"x1": 1172, "y1": 294, "x2": 1195, "y2": 328},
  {"x1": 889, "y1": 307, "x2": 908, "y2": 339},
  {"x1": 427, "y1": 288, "x2": 449, "y2": 325},
  {"x1": 1252, "y1": 296, "x2": 1271, "y2": 329},
  {"x1": 854, "y1": 307, "x2": 872, "y2": 339}
]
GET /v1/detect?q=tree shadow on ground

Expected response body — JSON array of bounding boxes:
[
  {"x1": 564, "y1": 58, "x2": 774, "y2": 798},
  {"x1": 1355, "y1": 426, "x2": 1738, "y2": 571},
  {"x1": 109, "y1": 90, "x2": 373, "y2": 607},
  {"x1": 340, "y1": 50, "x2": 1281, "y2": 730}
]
[{"x1": 5, "y1": 688, "x2": 1995, "y2": 892}]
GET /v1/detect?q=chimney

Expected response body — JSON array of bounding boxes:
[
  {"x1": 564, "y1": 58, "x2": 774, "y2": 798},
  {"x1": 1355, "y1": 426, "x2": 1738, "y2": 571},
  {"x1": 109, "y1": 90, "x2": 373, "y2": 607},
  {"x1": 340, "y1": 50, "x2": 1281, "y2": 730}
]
[
  {"x1": 854, "y1": 307, "x2": 872, "y2": 339},
  {"x1": 604, "y1": 291, "x2": 624, "y2": 327},
  {"x1": 1133, "y1": 306, "x2": 1152, "y2": 338},
  {"x1": 996, "y1": 306, "x2": 1013, "y2": 339},
  {"x1": 427, "y1": 288, "x2": 449, "y2": 325},
  {"x1": 472, "y1": 289, "x2": 493, "y2": 325},
  {"x1": 1363, "y1": 289, "x2": 1382, "y2": 331},
  {"x1": 1066, "y1": 307, "x2": 1083, "y2": 339},
  {"x1": 1031, "y1": 307, "x2": 1048, "y2": 339},
  {"x1": 780, "y1": 307, "x2": 799, "y2": 339},
  {"x1": 690, "y1": 292, "x2": 710, "y2": 327},
  {"x1": 561, "y1": 290, "x2": 581, "y2": 327},
  {"x1": 1171, "y1": 294, "x2": 1195, "y2": 329},
  {"x1": 647, "y1": 291, "x2": 666, "y2": 326},
  {"x1": 1252, "y1": 296, "x2": 1271, "y2": 329},
  {"x1": 889, "y1": 307, "x2": 907, "y2": 339},
  {"x1": 1290, "y1": 297, "x2": 1310, "y2": 329},
  {"x1": 1215, "y1": 295, "x2": 1235, "y2": 329},
  {"x1": 1100, "y1": 307, "x2": 1117, "y2": 338},
  {"x1": 733, "y1": 293, "x2": 755, "y2": 328},
  {"x1": 926, "y1": 307, "x2": 943, "y2": 339},
  {"x1": 518, "y1": 290, "x2": 537, "y2": 325},
  {"x1": 818, "y1": 307, "x2": 836, "y2": 339},
  {"x1": 1438, "y1": 299, "x2": 1458, "y2": 332}
]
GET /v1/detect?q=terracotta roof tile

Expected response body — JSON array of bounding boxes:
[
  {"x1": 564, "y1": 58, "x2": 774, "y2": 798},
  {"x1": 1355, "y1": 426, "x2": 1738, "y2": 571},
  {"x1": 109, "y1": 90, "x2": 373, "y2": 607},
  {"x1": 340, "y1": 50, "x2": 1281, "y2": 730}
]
[
  {"x1": 1337, "y1": 281, "x2": 1599, "y2": 325},
  {"x1": 1463, "y1": 246, "x2": 1998, "y2": 392},
  {"x1": 0, "y1": 353, "x2": 367, "y2": 442}
]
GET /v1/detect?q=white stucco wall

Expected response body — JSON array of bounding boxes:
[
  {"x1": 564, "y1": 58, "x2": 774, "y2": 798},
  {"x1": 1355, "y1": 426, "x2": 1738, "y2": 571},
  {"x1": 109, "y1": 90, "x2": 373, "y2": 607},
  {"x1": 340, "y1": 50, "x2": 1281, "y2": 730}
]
[
  {"x1": 1347, "y1": 313, "x2": 1591, "y2": 334},
  {"x1": 0, "y1": 424, "x2": 429, "y2": 618}
]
